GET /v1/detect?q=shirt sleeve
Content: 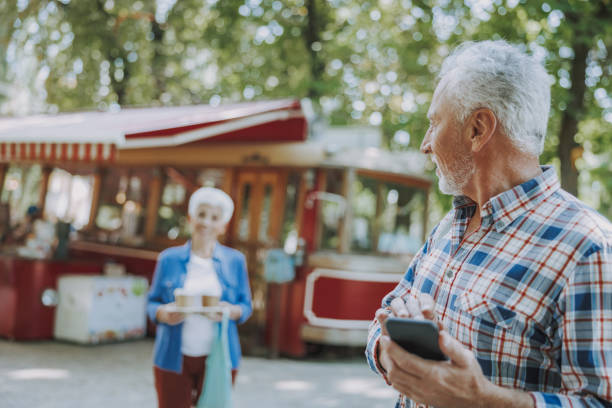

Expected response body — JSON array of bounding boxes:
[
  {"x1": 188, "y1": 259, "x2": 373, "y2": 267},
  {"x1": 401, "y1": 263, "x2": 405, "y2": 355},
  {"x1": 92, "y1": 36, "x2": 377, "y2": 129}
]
[
  {"x1": 146, "y1": 254, "x2": 166, "y2": 324},
  {"x1": 234, "y1": 253, "x2": 253, "y2": 325},
  {"x1": 529, "y1": 244, "x2": 612, "y2": 407},
  {"x1": 365, "y1": 233, "x2": 433, "y2": 380}
]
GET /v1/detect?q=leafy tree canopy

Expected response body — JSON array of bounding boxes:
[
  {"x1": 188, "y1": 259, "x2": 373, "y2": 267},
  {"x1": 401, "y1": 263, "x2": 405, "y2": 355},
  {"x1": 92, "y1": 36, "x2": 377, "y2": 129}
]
[{"x1": 1, "y1": 0, "x2": 610, "y2": 217}]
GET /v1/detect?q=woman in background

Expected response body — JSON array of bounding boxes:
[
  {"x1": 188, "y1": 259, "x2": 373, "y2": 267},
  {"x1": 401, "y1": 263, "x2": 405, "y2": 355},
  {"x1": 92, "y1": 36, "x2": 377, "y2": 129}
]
[{"x1": 147, "y1": 187, "x2": 252, "y2": 408}]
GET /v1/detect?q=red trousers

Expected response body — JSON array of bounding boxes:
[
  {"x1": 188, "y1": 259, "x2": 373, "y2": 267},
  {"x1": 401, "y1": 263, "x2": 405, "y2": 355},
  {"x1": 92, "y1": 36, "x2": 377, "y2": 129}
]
[{"x1": 154, "y1": 355, "x2": 238, "y2": 408}]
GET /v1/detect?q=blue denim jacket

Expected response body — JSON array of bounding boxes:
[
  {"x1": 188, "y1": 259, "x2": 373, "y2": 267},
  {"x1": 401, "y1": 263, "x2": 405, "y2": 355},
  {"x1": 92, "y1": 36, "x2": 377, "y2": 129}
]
[{"x1": 147, "y1": 241, "x2": 252, "y2": 372}]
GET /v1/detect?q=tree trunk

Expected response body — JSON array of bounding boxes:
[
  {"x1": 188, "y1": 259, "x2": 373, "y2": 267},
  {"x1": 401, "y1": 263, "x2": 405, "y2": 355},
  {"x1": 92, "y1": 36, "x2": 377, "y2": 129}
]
[
  {"x1": 305, "y1": 0, "x2": 325, "y2": 99},
  {"x1": 95, "y1": 0, "x2": 129, "y2": 106},
  {"x1": 558, "y1": 32, "x2": 588, "y2": 197},
  {"x1": 151, "y1": 19, "x2": 167, "y2": 101}
]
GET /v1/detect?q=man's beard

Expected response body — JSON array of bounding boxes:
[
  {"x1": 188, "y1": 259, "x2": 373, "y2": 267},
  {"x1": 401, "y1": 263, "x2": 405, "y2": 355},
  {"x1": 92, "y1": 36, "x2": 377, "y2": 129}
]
[{"x1": 436, "y1": 155, "x2": 474, "y2": 196}]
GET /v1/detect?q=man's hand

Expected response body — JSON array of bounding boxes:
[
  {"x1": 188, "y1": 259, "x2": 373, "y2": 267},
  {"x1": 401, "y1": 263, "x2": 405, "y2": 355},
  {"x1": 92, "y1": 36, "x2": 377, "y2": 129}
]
[
  {"x1": 382, "y1": 331, "x2": 534, "y2": 408},
  {"x1": 390, "y1": 293, "x2": 441, "y2": 328},
  {"x1": 375, "y1": 293, "x2": 440, "y2": 373},
  {"x1": 156, "y1": 303, "x2": 185, "y2": 325},
  {"x1": 381, "y1": 330, "x2": 487, "y2": 407}
]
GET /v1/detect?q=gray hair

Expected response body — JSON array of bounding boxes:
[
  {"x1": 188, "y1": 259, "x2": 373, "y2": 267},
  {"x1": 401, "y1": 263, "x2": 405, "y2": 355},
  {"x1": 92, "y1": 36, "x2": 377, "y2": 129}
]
[
  {"x1": 439, "y1": 40, "x2": 551, "y2": 156},
  {"x1": 188, "y1": 187, "x2": 234, "y2": 224}
]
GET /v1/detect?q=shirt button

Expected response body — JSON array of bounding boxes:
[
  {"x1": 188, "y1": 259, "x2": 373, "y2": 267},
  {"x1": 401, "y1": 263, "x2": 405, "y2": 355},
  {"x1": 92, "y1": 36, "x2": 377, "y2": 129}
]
[{"x1": 446, "y1": 270, "x2": 453, "y2": 278}]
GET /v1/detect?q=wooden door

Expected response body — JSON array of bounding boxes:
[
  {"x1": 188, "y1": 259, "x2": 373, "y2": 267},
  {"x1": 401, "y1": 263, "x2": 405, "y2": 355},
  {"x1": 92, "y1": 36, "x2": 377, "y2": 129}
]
[{"x1": 230, "y1": 170, "x2": 287, "y2": 353}]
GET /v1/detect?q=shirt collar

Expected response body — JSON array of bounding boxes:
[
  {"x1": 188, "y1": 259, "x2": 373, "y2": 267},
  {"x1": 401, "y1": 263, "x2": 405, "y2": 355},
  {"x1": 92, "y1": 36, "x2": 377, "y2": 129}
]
[
  {"x1": 452, "y1": 195, "x2": 475, "y2": 209},
  {"x1": 180, "y1": 240, "x2": 222, "y2": 262},
  {"x1": 452, "y1": 165, "x2": 560, "y2": 232}
]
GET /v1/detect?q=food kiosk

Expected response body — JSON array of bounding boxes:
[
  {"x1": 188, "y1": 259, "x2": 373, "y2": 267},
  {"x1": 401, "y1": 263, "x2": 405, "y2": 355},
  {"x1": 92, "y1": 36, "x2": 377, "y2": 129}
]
[{"x1": 0, "y1": 98, "x2": 431, "y2": 356}]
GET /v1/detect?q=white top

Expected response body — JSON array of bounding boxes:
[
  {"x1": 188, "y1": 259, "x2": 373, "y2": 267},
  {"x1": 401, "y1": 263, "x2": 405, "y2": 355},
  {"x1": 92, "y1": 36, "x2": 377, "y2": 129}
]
[{"x1": 180, "y1": 253, "x2": 222, "y2": 357}]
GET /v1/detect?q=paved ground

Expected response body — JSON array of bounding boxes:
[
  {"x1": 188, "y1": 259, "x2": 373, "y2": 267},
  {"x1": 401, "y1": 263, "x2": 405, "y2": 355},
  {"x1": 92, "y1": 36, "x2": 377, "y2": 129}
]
[{"x1": 0, "y1": 339, "x2": 397, "y2": 407}]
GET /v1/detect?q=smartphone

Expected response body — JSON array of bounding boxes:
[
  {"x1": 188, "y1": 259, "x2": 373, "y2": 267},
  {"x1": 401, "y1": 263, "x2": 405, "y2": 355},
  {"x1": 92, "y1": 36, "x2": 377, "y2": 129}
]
[{"x1": 384, "y1": 317, "x2": 447, "y2": 361}]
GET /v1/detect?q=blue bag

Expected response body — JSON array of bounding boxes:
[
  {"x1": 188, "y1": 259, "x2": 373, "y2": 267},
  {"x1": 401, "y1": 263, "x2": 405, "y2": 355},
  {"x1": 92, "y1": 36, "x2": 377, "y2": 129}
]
[{"x1": 197, "y1": 310, "x2": 233, "y2": 408}]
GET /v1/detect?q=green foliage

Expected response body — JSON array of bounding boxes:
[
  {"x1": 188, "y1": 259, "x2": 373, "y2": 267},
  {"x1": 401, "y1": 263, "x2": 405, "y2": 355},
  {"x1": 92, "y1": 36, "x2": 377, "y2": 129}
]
[{"x1": 0, "y1": 0, "x2": 610, "y2": 218}]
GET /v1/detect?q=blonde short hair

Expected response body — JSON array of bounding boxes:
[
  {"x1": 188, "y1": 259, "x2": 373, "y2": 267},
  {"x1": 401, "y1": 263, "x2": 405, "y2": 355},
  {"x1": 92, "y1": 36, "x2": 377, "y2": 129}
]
[{"x1": 188, "y1": 187, "x2": 234, "y2": 224}]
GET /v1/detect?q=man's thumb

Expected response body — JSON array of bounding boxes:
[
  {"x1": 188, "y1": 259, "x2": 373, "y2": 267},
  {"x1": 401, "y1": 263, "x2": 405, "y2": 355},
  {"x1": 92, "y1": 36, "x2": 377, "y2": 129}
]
[
  {"x1": 439, "y1": 331, "x2": 471, "y2": 367},
  {"x1": 376, "y1": 309, "x2": 390, "y2": 336}
]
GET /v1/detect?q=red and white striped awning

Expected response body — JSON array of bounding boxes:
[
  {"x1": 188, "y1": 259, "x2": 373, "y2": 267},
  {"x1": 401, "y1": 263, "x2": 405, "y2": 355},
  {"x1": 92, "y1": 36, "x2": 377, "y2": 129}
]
[
  {"x1": 0, "y1": 141, "x2": 116, "y2": 162},
  {"x1": 0, "y1": 99, "x2": 307, "y2": 163}
]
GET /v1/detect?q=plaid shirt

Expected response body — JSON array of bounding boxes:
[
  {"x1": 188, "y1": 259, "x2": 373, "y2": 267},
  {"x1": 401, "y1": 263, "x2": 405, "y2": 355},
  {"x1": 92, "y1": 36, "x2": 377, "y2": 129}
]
[{"x1": 366, "y1": 166, "x2": 612, "y2": 408}]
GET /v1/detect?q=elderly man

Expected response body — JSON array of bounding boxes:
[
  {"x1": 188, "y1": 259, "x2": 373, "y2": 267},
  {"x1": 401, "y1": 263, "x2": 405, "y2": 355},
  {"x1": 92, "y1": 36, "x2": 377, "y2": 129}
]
[{"x1": 366, "y1": 41, "x2": 611, "y2": 407}]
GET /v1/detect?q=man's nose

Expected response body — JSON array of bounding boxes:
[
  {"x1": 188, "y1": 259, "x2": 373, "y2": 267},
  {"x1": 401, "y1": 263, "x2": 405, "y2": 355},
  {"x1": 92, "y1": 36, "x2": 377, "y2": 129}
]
[{"x1": 420, "y1": 136, "x2": 431, "y2": 154}]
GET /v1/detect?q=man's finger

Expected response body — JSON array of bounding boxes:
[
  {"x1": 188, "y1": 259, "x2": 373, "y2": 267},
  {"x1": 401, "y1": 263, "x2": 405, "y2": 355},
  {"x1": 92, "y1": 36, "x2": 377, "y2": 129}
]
[
  {"x1": 376, "y1": 309, "x2": 390, "y2": 335},
  {"x1": 378, "y1": 335, "x2": 394, "y2": 372},
  {"x1": 405, "y1": 295, "x2": 424, "y2": 319},
  {"x1": 388, "y1": 369, "x2": 426, "y2": 403},
  {"x1": 386, "y1": 338, "x2": 440, "y2": 380},
  {"x1": 417, "y1": 293, "x2": 436, "y2": 321},
  {"x1": 416, "y1": 293, "x2": 444, "y2": 330},
  {"x1": 439, "y1": 331, "x2": 472, "y2": 368},
  {"x1": 391, "y1": 298, "x2": 411, "y2": 318}
]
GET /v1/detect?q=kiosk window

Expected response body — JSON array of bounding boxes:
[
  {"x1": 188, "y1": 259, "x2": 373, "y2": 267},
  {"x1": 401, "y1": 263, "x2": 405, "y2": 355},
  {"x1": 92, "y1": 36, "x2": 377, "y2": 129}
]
[
  {"x1": 237, "y1": 183, "x2": 251, "y2": 241},
  {"x1": 0, "y1": 164, "x2": 42, "y2": 225},
  {"x1": 351, "y1": 175, "x2": 425, "y2": 255},
  {"x1": 95, "y1": 168, "x2": 151, "y2": 245},
  {"x1": 258, "y1": 184, "x2": 273, "y2": 242},
  {"x1": 157, "y1": 180, "x2": 189, "y2": 240},
  {"x1": 44, "y1": 168, "x2": 94, "y2": 230},
  {"x1": 280, "y1": 172, "x2": 301, "y2": 253},
  {"x1": 319, "y1": 169, "x2": 344, "y2": 251}
]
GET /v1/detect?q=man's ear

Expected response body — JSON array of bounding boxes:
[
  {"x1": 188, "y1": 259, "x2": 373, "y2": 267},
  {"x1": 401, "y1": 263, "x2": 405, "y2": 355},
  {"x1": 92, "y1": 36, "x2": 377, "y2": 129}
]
[{"x1": 466, "y1": 108, "x2": 497, "y2": 153}]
